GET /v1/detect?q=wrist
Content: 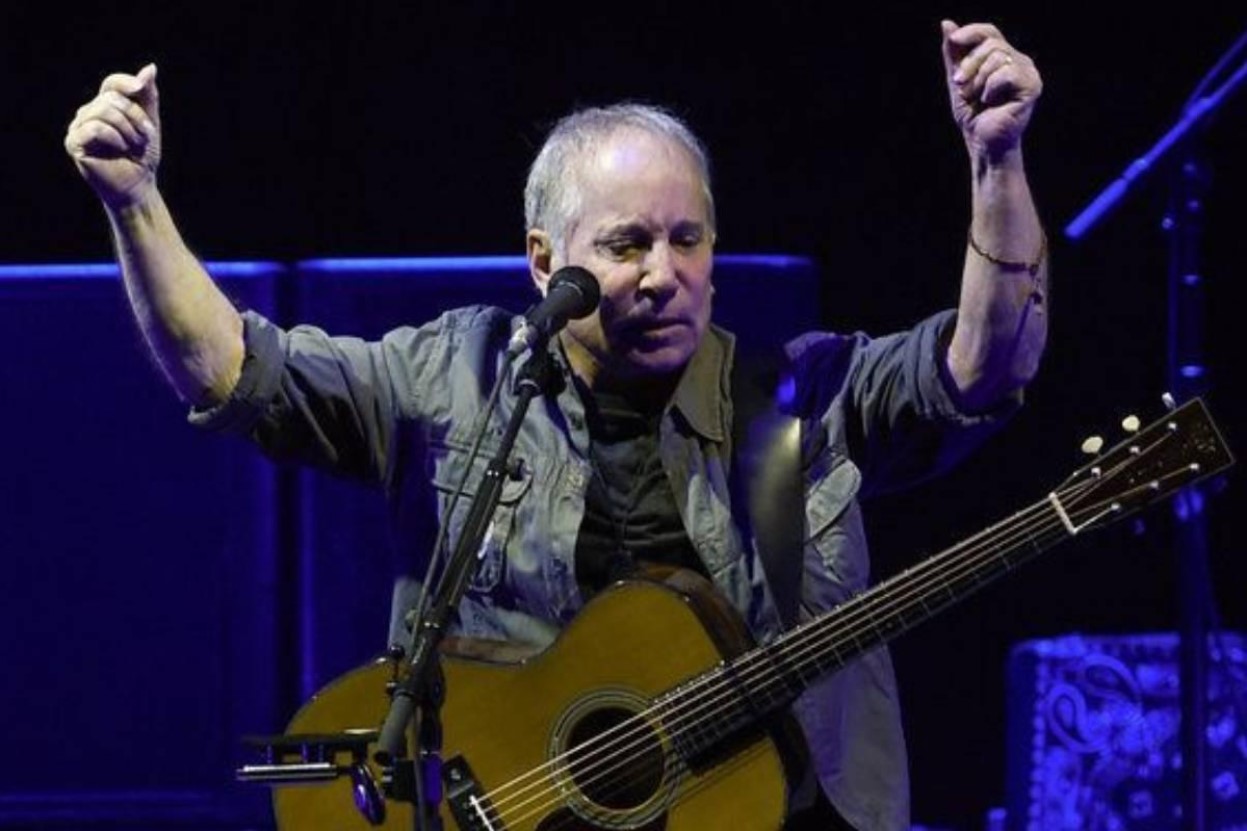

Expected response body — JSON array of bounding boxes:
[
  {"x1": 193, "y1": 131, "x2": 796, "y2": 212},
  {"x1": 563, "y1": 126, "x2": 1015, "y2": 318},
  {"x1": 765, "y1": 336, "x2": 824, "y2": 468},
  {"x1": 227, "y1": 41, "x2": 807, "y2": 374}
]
[
  {"x1": 970, "y1": 143, "x2": 1025, "y2": 181},
  {"x1": 103, "y1": 178, "x2": 161, "y2": 218},
  {"x1": 105, "y1": 184, "x2": 164, "y2": 229},
  {"x1": 967, "y1": 225, "x2": 1048, "y2": 277}
]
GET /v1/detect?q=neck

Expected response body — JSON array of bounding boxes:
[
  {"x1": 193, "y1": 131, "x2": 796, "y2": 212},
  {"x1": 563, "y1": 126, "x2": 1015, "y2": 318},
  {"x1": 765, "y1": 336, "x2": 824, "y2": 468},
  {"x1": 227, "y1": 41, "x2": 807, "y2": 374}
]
[{"x1": 560, "y1": 332, "x2": 682, "y2": 413}]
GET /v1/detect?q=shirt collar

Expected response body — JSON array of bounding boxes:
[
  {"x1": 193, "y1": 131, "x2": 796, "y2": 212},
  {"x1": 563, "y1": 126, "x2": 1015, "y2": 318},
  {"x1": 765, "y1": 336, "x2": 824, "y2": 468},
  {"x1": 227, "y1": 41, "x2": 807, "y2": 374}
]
[{"x1": 670, "y1": 323, "x2": 733, "y2": 443}]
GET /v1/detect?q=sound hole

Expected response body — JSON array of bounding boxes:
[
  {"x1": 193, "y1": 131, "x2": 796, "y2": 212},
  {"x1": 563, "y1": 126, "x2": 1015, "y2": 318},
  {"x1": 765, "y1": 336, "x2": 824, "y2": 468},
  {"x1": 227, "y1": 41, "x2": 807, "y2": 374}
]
[{"x1": 565, "y1": 706, "x2": 665, "y2": 811}]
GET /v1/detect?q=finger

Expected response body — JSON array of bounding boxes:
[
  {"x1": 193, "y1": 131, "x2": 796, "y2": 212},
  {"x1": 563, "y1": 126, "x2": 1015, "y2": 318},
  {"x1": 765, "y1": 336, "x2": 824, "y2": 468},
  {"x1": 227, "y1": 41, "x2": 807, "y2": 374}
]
[
  {"x1": 98, "y1": 70, "x2": 146, "y2": 97},
  {"x1": 944, "y1": 20, "x2": 1008, "y2": 81},
  {"x1": 101, "y1": 90, "x2": 153, "y2": 144},
  {"x1": 981, "y1": 67, "x2": 1025, "y2": 109},
  {"x1": 940, "y1": 19, "x2": 960, "y2": 77},
  {"x1": 959, "y1": 46, "x2": 1018, "y2": 102},
  {"x1": 66, "y1": 119, "x2": 131, "y2": 160},
  {"x1": 71, "y1": 94, "x2": 152, "y2": 149},
  {"x1": 132, "y1": 63, "x2": 161, "y2": 126},
  {"x1": 944, "y1": 22, "x2": 1005, "y2": 54},
  {"x1": 952, "y1": 36, "x2": 1011, "y2": 87},
  {"x1": 97, "y1": 63, "x2": 160, "y2": 126}
]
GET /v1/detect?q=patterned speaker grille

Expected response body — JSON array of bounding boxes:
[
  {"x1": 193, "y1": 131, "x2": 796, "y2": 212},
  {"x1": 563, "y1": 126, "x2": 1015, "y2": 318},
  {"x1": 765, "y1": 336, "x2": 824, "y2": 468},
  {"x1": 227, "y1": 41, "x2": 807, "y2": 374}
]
[{"x1": 1006, "y1": 632, "x2": 1247, "y2": 831}]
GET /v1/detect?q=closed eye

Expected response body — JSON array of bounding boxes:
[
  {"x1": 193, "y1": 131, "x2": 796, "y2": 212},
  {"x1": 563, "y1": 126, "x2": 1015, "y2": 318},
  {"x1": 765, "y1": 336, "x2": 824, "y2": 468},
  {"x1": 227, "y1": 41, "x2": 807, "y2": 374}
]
[{"x1": 596, "y1": 233, "x2": 650, "y2": 261}]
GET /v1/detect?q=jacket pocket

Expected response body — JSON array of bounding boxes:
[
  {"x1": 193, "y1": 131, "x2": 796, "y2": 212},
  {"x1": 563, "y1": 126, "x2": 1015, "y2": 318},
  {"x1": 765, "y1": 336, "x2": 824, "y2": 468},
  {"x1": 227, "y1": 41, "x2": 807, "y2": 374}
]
[
  {"x1": 427, "y1": 440, "x2": 533, "y2": 592},
  {"x1": 803, "y1": 455, "x2": 868, "y2": 603},
  {"x1": 805, "y1": 455, "x2": 861, "y2": 539}
]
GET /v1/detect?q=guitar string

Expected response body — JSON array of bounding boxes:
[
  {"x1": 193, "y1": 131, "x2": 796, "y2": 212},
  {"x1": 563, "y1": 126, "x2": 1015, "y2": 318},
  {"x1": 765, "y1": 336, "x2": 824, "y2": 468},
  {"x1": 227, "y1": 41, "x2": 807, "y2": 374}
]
[
  {"x1": 485, "y1": 462, "x2": 1122, "y2": 827},
  {"x1": 490, "y1": 502, "x2": 1076, "y2": 831},
  {"x1": 523, "y1": 446, "x2": 1193, "y2": 828},
  {"x1": 523, "y1": 471, "x2": 1167, "y2": 828},
  {"x1": 484, "y1": 493, "x2": 1080, "y2": 827},
  {"x1": 487, "y1": 464, "x2": 1126, "y2": 829},
  {"x1": 484, "y1": 434, "x2": 1180, "y2": 827},
  {"x1": 503, "y1": 506, "x2": 1124, "y2": 829},
  {"x1": 505, "y1": 441, "x2": 1196, "y2": 827}
]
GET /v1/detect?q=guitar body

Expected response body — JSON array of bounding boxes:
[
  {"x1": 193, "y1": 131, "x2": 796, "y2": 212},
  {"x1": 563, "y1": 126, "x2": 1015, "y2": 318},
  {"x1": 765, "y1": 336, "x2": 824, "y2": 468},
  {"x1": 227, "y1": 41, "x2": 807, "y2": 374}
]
[{"x1": 273, "y1": 568, "x2": 795, "y2": 830}]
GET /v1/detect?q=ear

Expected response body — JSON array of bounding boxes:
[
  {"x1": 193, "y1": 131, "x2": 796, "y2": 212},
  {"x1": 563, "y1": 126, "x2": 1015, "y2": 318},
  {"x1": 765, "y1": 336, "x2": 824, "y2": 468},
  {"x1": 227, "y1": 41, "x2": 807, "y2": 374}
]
[{"x1": 526, "y1": 230, "x2": 554, "y2": 296}]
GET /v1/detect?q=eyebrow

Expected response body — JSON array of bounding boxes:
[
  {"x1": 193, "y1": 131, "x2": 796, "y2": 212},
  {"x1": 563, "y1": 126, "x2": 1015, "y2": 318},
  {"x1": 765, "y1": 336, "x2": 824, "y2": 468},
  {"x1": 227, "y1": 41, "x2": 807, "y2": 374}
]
[{"x1": 596, "y1": 218, "x2": 706, "y2": 237}]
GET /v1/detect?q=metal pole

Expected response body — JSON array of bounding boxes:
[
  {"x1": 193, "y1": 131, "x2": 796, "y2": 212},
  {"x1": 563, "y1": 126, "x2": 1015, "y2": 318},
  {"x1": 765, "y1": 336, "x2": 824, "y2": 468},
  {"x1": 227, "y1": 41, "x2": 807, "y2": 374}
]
[{"x1": 1165, "y1": 155, "x2": 1211, "y2": 831}]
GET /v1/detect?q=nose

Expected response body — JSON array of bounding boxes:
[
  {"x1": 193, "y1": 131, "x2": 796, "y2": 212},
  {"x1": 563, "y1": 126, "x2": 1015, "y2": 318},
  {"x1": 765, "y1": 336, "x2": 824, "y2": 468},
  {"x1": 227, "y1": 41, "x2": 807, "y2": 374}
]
[{"x1": 638, "y1": 242, "x2": 679, "y2": 301}]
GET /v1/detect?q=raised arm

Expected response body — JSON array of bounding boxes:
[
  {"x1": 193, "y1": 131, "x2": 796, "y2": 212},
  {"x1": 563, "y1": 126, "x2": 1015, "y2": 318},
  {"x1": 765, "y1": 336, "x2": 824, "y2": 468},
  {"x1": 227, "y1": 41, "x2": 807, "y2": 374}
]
[
  {"x1": 940, "y1": 20, "x2": 1049, "y2": 411},
  {"x1": 65, "y1": 64, "x2": 244, "y2": 407}
]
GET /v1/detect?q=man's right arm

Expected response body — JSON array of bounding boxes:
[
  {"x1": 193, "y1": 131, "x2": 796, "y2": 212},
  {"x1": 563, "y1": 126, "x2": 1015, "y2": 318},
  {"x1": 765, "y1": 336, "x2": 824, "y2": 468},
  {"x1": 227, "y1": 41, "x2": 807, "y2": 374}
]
[{"x1": 65, "y1": 64, "x2": 244, "y2": 407}]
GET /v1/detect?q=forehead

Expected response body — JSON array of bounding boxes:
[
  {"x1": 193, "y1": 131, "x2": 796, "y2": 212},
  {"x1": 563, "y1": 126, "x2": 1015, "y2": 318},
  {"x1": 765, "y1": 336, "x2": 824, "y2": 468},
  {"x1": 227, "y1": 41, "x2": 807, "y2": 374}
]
[
  {"x1": 588, "y1": 127, "x2": 694, "y2": 172},
  {"x1": 571, "y1": 129, "x2": 709, "y2": 225}
]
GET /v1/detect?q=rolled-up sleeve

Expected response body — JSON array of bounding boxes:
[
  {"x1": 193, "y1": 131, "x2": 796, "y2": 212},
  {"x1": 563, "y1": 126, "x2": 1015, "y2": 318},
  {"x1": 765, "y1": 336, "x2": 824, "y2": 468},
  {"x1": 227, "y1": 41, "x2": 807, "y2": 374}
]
[
  {"x1": 188, "y1": 306, "x2": 516, "y2": 489},
  {"x1": 788, "y1": 309, "x2": 1021, "y2": 496},
  {"x1": 189, "y1": 311, "x2": 288, "y2": 435},
  {"x1": 188, "y1": 309, "x2": 451, "y2": 485}
]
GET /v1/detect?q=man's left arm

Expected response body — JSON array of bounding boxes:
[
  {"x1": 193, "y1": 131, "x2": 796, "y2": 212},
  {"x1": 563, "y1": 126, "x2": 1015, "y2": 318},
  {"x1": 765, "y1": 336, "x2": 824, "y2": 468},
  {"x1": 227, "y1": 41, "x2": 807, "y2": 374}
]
[{"x1": 941, "y1": 20, "x2": 1049, "y2": 412}]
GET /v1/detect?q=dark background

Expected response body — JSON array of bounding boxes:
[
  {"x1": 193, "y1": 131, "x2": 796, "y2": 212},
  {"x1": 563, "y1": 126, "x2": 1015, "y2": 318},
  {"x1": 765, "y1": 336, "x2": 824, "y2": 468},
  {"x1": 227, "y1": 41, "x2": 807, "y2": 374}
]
[{"x1": 4, "y1": 2, "x2": 1246, "y2": 829}]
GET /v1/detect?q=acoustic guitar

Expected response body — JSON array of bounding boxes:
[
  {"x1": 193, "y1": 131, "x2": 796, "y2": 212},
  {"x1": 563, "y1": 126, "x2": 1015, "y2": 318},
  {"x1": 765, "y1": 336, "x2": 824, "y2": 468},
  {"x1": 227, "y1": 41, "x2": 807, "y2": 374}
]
[{"x1": 260, "y1": 397, "x2": 1233, "y2": 830}]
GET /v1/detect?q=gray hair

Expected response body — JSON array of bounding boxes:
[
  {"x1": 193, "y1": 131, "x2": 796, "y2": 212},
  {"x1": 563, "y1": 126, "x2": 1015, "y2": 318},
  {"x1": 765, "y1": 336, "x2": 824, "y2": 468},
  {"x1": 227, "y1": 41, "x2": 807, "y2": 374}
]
[{"x1": 523, "y1": 103, "x2": 716, "y2": 254}]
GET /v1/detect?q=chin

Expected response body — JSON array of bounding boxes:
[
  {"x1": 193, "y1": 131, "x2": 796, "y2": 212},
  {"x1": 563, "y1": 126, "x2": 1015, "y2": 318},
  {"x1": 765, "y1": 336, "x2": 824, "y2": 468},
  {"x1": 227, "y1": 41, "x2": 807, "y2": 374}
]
[{"x1": 621, "y1": 344, "x2": 696, "y2": 378}]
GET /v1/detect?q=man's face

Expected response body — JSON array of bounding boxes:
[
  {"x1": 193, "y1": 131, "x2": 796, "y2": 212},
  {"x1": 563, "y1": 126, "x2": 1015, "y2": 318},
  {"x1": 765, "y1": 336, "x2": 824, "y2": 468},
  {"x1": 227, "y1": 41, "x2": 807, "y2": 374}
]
[{"x1": 537, "y1": 129, "x2": 715, "y2": 386}]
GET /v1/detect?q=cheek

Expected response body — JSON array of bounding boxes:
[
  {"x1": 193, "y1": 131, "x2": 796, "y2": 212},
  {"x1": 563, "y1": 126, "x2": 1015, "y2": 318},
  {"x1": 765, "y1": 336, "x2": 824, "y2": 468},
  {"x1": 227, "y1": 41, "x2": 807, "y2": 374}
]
[
  {"x1": 590, "y1": 270, "x2": 637, "y2": 317},
  {"x1": 566, "y1": 313, "x2": 608, "y2": 348}
]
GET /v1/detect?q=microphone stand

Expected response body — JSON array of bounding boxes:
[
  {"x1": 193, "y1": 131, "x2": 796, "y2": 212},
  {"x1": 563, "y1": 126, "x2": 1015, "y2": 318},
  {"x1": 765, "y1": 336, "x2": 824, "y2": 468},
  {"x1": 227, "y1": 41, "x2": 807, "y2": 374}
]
[
  {"x1": 373, "y1": 346, "x2": 561, "y2": 830},
  {"x1": 1064, "y1": 42, "x2": 1246, "y2": 831},
  {"x1": 1167, "y1": 154, "x2": 1212, "y2": 831},
  {"x1": 1064, "y1": 57, "x2": 1247, "y2": 241}
]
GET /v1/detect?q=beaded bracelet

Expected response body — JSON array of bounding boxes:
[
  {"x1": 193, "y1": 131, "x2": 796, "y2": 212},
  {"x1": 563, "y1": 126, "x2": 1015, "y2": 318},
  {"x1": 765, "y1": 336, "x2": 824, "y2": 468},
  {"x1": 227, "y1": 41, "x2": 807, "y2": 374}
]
[{"x1": 967, "y1": 228, "x2": 1048, "y2": 277}]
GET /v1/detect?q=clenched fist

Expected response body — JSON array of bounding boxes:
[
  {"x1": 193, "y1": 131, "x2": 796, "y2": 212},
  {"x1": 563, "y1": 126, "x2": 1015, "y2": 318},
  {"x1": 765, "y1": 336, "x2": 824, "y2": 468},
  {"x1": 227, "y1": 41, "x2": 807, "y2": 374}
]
[{"x1": 65, "y1": 64, "x2": 161, "y2": 210}]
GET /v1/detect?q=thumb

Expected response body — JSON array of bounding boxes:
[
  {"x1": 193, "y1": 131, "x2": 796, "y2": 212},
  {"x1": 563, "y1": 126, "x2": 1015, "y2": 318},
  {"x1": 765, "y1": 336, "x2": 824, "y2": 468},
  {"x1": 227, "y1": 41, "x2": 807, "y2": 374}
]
[
  {"x1": 134, "y1": 63, "x2": 161, "y2": 125},
  {"x1": 940, "y1": 19, "x2": 960, "y2": 74}
]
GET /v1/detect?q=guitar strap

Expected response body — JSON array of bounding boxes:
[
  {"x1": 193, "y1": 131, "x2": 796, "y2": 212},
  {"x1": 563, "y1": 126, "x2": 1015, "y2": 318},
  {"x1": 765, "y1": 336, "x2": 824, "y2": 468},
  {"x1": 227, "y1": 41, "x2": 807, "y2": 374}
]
[{"x1": 730, "y1": 350, "x2": 804, "y2": 631}]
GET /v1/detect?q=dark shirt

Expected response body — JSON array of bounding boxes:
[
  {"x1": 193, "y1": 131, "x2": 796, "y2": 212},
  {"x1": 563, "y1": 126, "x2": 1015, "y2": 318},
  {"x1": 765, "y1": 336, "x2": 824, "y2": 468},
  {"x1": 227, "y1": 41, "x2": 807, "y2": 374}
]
[{"x1": 576, "y1": 384, "x2": 703, "y2": 597}]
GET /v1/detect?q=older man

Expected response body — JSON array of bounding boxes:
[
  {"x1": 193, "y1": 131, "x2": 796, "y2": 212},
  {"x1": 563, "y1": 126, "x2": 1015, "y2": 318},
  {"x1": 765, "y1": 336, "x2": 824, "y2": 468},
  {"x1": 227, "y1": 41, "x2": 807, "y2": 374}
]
[{"x1": 66, "y1": 19, "x2": 1046, "y2": 831}]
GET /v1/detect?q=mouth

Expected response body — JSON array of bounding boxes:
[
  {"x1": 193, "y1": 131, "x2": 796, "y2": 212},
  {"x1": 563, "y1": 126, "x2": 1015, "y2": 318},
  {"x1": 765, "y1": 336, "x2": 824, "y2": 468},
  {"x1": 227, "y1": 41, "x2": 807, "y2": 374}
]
[
  {"x1": 619, "y1": 318, "x2": 688, "y2": 344},
  {"x1": 619, "y1": 311, "x2": 687, "y2": 332}
]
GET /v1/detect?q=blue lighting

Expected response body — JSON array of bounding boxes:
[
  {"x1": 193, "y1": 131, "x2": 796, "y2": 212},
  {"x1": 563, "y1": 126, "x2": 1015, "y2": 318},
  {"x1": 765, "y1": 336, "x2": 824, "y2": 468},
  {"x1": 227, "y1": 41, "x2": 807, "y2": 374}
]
[
  {"x1": 0, "y1": 261, "x2": 284, "y2": 279},
  {"x1": 717, "y1": 254, "x2": 813, "y2": 268},
  {"x1": 0, "y1": 263, "x2": 120, "y2": 278},
  {"x1": 298, "y1": 256, "x2": 527, "y2": 273},
  {"x1": 1180, "y1": 364, "x2": 1206, "y2": 379},
  {"x1": 776, "y1": 373, "x2": 797, "y2": 407},
  {"x1": 297, "y1": 253, "x2": 813, "y2": 273},
  {"x1": 1, "y1": 255, "x2": 812, "y2": 279}
]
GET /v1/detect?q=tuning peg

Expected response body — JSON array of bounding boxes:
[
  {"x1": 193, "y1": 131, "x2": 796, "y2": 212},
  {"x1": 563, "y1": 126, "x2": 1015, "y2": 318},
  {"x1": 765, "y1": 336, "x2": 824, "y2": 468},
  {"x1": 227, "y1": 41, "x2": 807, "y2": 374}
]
[
  {"x1": 1121, "y1": 415, "x2": 1141, "y2": 434},
  {"x1": 1081, "y1": 435, "x2": 1104, "y2": 455},
  {"x1": 1162, "y1": 392, "x2": 1177, "y2": 411}
]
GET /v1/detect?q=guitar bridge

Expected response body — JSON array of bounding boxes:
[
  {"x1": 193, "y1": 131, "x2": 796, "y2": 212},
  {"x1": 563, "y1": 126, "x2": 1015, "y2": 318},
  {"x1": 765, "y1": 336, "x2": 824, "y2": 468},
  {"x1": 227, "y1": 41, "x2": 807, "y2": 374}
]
[{"x1": 445, "y1": 756, "x2": 503, "y2": 830}]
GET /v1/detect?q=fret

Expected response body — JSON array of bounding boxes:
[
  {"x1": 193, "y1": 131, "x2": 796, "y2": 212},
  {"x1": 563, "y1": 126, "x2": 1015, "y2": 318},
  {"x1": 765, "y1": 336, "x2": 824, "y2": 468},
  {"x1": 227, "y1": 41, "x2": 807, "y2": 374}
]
[{"x1": 784, "y1": 498, "x2": 1072, "y2": 682}]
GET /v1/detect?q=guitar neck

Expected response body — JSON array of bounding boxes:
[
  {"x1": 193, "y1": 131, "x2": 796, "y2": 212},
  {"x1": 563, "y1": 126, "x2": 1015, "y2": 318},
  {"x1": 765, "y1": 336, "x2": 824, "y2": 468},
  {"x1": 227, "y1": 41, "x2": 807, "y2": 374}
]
[
  {"x1": 654, "y1": 496, "x2": 1068, "y2": 762},
  {"x1": 771, "y1": 495, "x2": 1065, "y2": 697},
  {"x1": 661, "y1": 397, "x2": 1233, "y2": 757}
]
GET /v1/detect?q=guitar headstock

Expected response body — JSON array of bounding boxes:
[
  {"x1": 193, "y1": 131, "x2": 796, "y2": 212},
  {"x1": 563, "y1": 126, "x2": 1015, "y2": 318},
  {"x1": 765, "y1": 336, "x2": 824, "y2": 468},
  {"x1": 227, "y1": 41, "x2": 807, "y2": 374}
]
[{"x1": 1052, "y1": 396, "x2": 1235, "y2": 535}]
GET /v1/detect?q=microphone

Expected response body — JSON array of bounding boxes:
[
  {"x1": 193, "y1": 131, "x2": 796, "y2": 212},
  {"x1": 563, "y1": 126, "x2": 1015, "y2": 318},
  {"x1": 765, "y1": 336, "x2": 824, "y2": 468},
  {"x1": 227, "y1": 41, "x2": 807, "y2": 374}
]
[{"x1": 506, "y1": 266, "x2": 600, "y2": 357}]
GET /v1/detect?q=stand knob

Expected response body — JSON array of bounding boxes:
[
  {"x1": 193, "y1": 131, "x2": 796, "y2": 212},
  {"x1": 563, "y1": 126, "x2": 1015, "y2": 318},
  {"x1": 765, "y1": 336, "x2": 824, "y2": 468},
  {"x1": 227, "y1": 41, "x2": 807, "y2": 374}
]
[{"x1": 350, "y1": 762, "x2": 387, "y2": 826}]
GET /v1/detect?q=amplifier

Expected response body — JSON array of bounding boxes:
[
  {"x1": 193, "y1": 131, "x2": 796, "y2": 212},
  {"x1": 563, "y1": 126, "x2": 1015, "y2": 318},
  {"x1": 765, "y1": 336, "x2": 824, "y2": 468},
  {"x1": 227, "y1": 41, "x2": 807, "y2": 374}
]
[{"x1": 1005, "y1": 632, "x2": 1247, "y2": 830}]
